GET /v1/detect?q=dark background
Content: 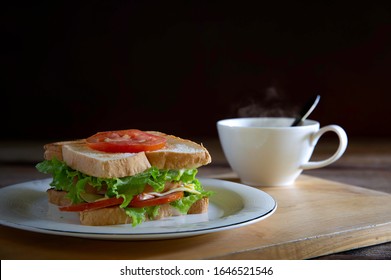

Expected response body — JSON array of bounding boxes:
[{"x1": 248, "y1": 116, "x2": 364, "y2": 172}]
[{"x1": 2, "y1": 1, "x2": 391, "y2": 141}]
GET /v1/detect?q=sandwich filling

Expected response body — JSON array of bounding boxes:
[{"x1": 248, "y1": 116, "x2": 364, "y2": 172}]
[{"x1": 36, "y1": 157, "x2": 213, "y2": 227}]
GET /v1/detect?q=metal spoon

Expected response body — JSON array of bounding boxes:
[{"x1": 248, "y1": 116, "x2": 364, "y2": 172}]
[{"x1": 291, "y1": 94, "x2": 321, "y2": 126}]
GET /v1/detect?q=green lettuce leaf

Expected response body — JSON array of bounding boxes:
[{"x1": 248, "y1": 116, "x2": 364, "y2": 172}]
[{"x1": 124, "y1": 208, "x2": 147, "y2": 227}]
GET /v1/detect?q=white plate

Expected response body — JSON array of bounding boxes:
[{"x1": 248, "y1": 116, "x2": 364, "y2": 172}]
[{"x1": 0, "y1": 178, "x2": 277, "y2": 240}]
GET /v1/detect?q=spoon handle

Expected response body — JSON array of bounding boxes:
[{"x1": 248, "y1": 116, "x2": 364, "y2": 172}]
[{"x1": 291, "y1": 94, "x2": 321, "y2": 126}]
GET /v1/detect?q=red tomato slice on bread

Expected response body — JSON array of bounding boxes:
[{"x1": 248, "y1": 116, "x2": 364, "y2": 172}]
[
  {"x1": 86, "y1": 129, "x2": 166, "y2": 153},
  {"x1": 129, "y1": 191, "x2": 184, "y2": 208},
  {"x1": 59, "y1": 197, "x2": 124, "y2": 212}
]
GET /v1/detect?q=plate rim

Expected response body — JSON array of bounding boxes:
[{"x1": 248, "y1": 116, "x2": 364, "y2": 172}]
[{"x1": 0, "y1": 178, "x2": 277, "y2": 240}]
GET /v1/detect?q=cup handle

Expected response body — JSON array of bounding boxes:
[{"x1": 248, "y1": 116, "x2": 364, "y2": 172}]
[{"x1": 300, "y1": 125, "x2": 348, "y2": 170}]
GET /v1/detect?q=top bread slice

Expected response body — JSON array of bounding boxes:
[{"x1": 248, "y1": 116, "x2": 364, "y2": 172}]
[
  {"x1": 144, "y1": 131, "x2": 211, "y2": 170},
  {"x1": 44, "y1": 131, "x2": 211, "y2": 178}
]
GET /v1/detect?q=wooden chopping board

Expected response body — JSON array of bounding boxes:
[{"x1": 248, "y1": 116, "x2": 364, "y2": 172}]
[{"x1": 1, "y1": 175, "x2": 391, "y2": 259}]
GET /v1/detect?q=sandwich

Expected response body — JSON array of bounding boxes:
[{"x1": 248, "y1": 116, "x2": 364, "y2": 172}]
[{"x1": 35, "y1": 129, "x2": 213, "y2": 227}]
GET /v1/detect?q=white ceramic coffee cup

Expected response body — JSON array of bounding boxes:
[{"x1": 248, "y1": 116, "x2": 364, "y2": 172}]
[{"x1": 217, "y1": 117, "x2": 348, "y2": 186}]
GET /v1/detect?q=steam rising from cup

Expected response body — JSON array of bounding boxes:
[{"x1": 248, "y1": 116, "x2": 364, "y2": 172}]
[{"x1": 236, "y1": 87, "x2": 299, "y2": 118}]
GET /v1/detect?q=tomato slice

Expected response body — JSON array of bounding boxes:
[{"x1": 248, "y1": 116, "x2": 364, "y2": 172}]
[
  {"x1": 59, "y1": 191, "x2": 184, "y2": 211},
  {"x1": 129, "y1": 191, "x2": 184, "y2": 208},
  {"x1": 59, "y1": 197, "x2": 123, "y2": 212},
  {"x1": 86, "y1": 129, "x2": 166, "y2": 153}
]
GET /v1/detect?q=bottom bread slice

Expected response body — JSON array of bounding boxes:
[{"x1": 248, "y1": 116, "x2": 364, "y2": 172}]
[
  {"x1": 80, "y1": 198, "x2": 209, "y2": 226},
  {"x1": 47, "y1": 189, "x2": 209, "y2": 226}
]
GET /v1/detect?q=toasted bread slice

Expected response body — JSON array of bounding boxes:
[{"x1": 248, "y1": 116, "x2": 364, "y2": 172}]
[
  {"x1": 79, "y1": 198, "x2": 209, "y2": 226},
  {"x1": 62, "y1": 143, "x2": 151, "y2": 178},
  {"x1": 47, "y1": 189, "x2": 72, "y2": 206},
  {"x1": 44, "y1": 139, "x2": 85, "y2": 161},
  {"x1": 145, "y1": 131, "x2": 211, "y2": 169},
  {"x1": 43, "y1": 131, "x2": 211, "y2": 178}
]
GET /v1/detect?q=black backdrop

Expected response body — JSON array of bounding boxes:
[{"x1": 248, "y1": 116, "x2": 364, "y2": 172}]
[{"x1": 3, "y1": 1, "x2": 391, "y2": 141}]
